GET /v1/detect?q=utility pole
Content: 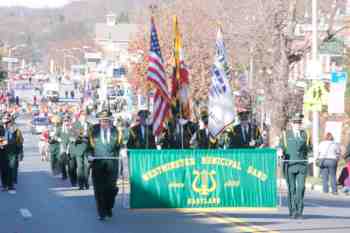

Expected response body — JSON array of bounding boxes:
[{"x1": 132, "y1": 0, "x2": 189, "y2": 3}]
[{"x1": 311, "y1": 0, "x2": 320, "y2": 177}]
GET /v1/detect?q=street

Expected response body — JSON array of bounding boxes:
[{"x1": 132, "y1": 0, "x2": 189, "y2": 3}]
[
  {"x1": 11, "y1": 80, "x2": 81, "y2": 103},
  {"x1": 0, "y1": 113, "x2": 349, "y2": 233}
]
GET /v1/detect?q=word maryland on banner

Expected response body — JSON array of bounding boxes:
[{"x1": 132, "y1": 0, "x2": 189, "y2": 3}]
[{"x1": 128, "y1": 149, "x2": 277, "y2": 209}]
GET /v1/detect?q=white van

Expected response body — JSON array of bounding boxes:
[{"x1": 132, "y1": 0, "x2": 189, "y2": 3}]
[{"x1": 43, "y1": 82, "x2": 60, "y2": 102}]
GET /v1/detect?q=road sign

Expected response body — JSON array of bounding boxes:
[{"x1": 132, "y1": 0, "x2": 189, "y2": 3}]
[
  {"x1": 331, "y1": 71, "x2": 347, "y2": 83},
  {"x1": 303, "y1": 81, "x2": 328, "y2": 111}
]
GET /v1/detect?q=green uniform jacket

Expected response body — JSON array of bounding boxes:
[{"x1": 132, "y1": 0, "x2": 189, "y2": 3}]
[
  {"x1": 73, "y1": 121, "x2": 91, "y2": 138},
  {"x1": 4, "y1": 128, "x2": 23, "y2": 157},
  {"x1": 161, "y1": 120, "x2": 198, "y2": 149},
  {"x1": 279, "y1": 129, "x2": 311, "y2": 167},
  {"x1": 59, "y1": 126, "x2": 72, "y2": 155},
  {"x1": 225, "y1": 123, "x2": 263, "y2": 149},
  {"x1": 193, "y1": 128, "x2": 218, "y2": 149},
  {"x1": 88, "y1": 124, "x2": 121, "y2": 158},
  {"x1": 69, "y1": 139, "x2": 89, "y2": 159},
  {"x1": 48, "y1": 127, "x2": 61, "y2": 153},
  {"x1": 127, "y1": 124, "x2": 156, "y2": 149}
]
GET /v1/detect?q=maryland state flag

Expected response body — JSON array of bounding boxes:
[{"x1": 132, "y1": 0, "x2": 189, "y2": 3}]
[{"x1": 171, "y1": 16, "x2": 190, "y2": 119}]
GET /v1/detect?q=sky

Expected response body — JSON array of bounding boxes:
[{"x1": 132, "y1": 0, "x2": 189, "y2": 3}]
[{"x1": 0, "y1": 0, "x2": 75, "y2": 8}]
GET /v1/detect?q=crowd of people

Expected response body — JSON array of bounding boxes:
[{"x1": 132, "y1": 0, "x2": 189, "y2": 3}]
[
  {"x1": 2, "y1": 97, "x2": 350, "y2": 221},
  {"x1": 29, "y1": 105, "x2": 266, "y2": 220}
]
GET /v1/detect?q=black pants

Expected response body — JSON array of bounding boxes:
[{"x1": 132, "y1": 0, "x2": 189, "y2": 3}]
[
  {"x1": 0, "y1": 153, "x2": 10, "y2": 188},
  {"x1": 77, "y1": 156, "x2": 90, "y2": 189},
  {"x1": 91, "y1": 160, "x2": 118, "y2": 218},
  {"x1": 8, "y1": 155, "x2": 17, "y2": 188},
  {"x1": 68, "y1": 157, "x2": 77, "y2": 187},
  {"x1": 0, "y1": 154, "x2": 16, "y2": 189},
  {"x1": 60, "y1": 153, "x2": 68, "y2": 179}
]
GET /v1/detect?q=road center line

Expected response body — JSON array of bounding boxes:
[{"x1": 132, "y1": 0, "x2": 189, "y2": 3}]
[
  {"x1": 304, "y1": 201, "x2": 327, "y2": 208},
  {"x1": 19, "y1": 208, "x2": 32, "y2": 219},
  {"x1": 205, "y1": 213, "x2": 280, "y2": 233}
]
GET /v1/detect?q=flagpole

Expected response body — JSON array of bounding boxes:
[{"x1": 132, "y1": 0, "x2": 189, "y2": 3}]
[
  {"x1": 147, "y1": 5, "x2": 157, "y2": 149},
  {"x1": 174, "y1": 16, "x2": 184, "y2": 149}
]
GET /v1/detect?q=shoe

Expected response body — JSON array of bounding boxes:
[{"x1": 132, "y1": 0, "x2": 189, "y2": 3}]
[
  {"x1": 8, "y1": 190, "x2": 16, "y2": 194},
  {"x1": 296, "y1": 214, "x2": 304, "y2": 220},
  {"x1": 85, "y1": 184, "x2": 90, "y2": 190},
  {"x1": 79, "y1": 186, "x2": 84, "y2": 190},
  {"x1": 106, "y1": 209, "x2": 113, "y2": 218},
  {"x1": 98, "y1": 216, "x2": 105, "y2": 221}
]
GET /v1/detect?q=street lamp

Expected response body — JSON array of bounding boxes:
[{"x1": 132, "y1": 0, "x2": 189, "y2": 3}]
[{"x1": 311, "y1": 0, "x2": 320, "y2": 177}]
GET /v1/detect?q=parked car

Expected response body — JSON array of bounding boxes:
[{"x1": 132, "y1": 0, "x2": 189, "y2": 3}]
[{"x1": 30, "y1": 116, "x2": 50, "y2": 134}]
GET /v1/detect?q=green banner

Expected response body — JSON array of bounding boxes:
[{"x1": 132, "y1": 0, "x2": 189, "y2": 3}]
[{"x1": 128, "y1": 149, "x2": 277, "y2": 209}]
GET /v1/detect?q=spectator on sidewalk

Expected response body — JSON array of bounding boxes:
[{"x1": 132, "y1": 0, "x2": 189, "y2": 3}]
[
  {"x1": 318, "y1": 132, "x2": 341, "y2": 195},
  {"x1": 338, "y1": 156, "x2": 350, "y2": 195},
  {"x1": 70, "y1": 90, "x2": 75, "y2": 99},
  {"x1": 338, "y1": 157, "x2": 350, "y2": 195}
]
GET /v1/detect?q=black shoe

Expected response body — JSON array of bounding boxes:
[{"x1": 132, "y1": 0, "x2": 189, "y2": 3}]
[
  {"x1": 79, "y1": 186, "x2": 84, "y2": 190},
  {"x1": 106, "y1": 209, "x2": 113, "y2": 218},
  {"x1": 85, "y1": 184, "x2": 89, "y2": 190},
  {"x1": 98, "y1": 216, "x2": 105, "y2": 221},
  {"x1": 296, "y1": 214, "x2": 304, "y2": 220}
]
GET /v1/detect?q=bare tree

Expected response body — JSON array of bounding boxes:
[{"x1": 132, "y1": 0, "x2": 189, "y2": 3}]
[{"x1": 129, "y1": 0, "x2": 347, "y2": 141}]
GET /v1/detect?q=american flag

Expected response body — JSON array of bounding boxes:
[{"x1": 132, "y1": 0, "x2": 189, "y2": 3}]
[{"x1": 147, "y1": 18, "x2": 170, "y2": 136}]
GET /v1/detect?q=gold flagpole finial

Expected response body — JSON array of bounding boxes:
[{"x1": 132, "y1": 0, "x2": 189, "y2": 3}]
[{"x1": 216, "y1": 21, "x2": 223, "y2": 31}]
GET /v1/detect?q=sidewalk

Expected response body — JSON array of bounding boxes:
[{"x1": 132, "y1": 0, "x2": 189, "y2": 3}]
[{"x1": 278, "y1": 177, "x2": 349, "y2": 194}]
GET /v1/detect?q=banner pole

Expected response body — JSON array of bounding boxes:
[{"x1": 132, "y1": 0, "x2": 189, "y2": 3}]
[
  {"x1": 278, "y1": 157, "x2": 282, "y2": 208},
  {"x1": 146, "y1": 88, "x2": 150, "y2": 149}
]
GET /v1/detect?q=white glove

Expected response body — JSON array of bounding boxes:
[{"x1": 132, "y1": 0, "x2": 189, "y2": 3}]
[
  {"x1": 277, "y1": 148, "x2": 284, "y2": 158},
  {"x1": 308, "y1": 157, "x2": 315, "y2": 164},
  {"x1": 249, "y1": 140, "x2": 256, "y2": 147}
]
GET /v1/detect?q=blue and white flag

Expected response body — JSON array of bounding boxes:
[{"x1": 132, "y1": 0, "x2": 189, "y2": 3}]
[{"x1": 208, "y1": 28, "x2": 235, "y2": 137}]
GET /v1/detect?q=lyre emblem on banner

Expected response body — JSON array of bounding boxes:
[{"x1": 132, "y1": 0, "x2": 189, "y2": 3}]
[{"x1": 192, "y1": 170, "x2": 217, "y2": 196}]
